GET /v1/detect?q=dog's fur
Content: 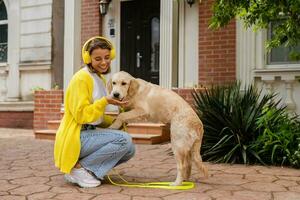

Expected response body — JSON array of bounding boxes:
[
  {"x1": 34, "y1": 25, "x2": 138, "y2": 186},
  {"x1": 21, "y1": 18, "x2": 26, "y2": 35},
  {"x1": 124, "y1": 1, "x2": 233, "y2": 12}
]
[{"x1": 108, "y1": 71, "x2": 208, "y2": 186}]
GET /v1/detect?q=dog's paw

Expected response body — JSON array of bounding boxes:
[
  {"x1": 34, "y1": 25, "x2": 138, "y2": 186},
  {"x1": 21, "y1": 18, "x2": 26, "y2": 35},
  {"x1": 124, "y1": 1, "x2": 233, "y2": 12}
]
[{"x1": 170, "y1": 181, "x2": 182, "y2": 186}]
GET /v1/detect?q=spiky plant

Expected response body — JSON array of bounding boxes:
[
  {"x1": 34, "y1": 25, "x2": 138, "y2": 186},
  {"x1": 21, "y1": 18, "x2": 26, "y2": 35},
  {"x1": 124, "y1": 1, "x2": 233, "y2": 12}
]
[{"x1": 192, "y1": 82, "x2": 280, "y2": 164}]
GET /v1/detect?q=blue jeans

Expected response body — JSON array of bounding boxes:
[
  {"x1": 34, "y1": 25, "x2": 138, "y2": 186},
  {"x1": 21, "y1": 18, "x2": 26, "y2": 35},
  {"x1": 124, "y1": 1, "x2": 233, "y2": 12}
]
[{"x1": 79, "y1": 128, "x2": 135, "y2": 180}]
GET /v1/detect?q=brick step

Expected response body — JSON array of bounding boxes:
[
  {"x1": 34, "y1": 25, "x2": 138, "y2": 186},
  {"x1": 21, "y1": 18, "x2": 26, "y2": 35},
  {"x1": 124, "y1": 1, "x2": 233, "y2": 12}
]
[
  {"x1": 126, "y1": 122, "x2": 170, "y2": 138},
  {"x1": 34, "y1": 126, "x2": 170, "y2": 144},
  {"x1": 46, "y1": 120, "x2": 169, "y2": 136},
  {"x1": 47, "y1": 120, "x2": 61, "y2": 130},
  {"x1": 37, "y1": 111, "x2": 170, "y2": 144},
  {"x1": 130, "y1": 134, "x2": 167, "y2": 144},
  {"x1": 53, "y1": 111, "x2": 119, "y2": 129},
  {"x1": 47, "y1": 120, "x2": 170, "y2": 135},
  {"x1": 35, "y1": 129, "x2": 56, "y2": 140}
]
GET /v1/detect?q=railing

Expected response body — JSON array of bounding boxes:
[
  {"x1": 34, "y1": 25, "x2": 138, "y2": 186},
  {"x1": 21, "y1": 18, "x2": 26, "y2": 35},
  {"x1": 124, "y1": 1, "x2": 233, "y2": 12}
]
[{"x1": 254, "y1": 68, "x2": 300, "y2": 114}]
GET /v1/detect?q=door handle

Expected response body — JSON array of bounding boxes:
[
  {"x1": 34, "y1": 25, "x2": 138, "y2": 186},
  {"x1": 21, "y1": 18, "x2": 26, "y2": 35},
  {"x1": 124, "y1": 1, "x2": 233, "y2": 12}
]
[{"x1": 136, "y1": 52, "x2": 142, "y2": 68}]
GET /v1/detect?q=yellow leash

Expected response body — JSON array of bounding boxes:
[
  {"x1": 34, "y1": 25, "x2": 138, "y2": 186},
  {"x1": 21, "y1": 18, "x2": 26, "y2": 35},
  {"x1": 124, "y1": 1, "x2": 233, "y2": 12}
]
[
  {"x1": 107, "y1": 170, "x2": 195, "y2": 190},
  {"x1": 112, "y1": 110, "x2": 194, "y2": 190}
]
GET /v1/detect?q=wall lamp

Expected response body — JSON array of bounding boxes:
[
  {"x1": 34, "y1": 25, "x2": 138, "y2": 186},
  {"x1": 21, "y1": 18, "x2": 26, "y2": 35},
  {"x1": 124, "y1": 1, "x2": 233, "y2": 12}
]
[
  {"x1": 99, "y1": 0, "x2": 111, "y2": 15},
  {"x1": 186, "y1": 0, "x2": 195, "y2": 7}
]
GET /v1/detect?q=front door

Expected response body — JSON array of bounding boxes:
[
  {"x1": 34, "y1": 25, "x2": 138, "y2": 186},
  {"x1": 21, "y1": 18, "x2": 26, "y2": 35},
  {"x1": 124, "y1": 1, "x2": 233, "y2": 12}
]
[{"x1": 121, "y1": 0, "x2": 160, "y2": 84}]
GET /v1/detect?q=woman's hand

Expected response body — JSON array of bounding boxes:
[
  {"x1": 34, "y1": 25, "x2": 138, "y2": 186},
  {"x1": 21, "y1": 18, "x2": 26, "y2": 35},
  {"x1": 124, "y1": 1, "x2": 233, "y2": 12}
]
[{"x1": 105, "y1": 96, "x2": 129, "y2": 107}]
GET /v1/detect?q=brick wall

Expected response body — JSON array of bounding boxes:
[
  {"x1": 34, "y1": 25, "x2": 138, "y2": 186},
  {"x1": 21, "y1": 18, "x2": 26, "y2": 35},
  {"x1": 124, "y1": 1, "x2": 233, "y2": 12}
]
[
  {"x1": 198, "y1": 0, "x2": 236, "y2": 85},
  {"x1": 81, "y1": 0, "x2": 102, "y2": 47},
  {"x1": 173, "y1": 89, "x2": 195, "y2": 107},
  {"x1": 33, "y1": 90, "x2": 63, "y2": 130},
  {"x1": 173, "y1": 88, "x2": 205, "y2": 109},
  {"x1": 0, "y1": 111, "x2": 33, "y2": 129}
]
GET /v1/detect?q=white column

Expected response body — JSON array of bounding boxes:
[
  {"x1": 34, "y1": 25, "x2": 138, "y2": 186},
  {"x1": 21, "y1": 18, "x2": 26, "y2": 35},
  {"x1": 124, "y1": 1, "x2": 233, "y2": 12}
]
[
  {"x1": 255, "y1": 29, "x2": 266, "y2": 69},
  {"x1": 178, "y1": 1, "x2": 185, "y2": 88},
  {"x1": 6, "y1": 0, "x2": 20, "y2": 101},
  {"x1": 261, "y1": 75, "x2": 275, "y2": 93},
  {"x1": 284, "y1": 80, "x2": 296, "y2": 111},
  {"x1": 159, "y1": 0, "x2": 174, "y2": 89},
  {"x1": 282, "y1": 75, "x2": 296, "y2": 111},
  {"x1": 0, "y1": 69, "x2": 7, "y2": 101},
  {"x1": 63, "y1": 0, "x2": 81, "y2": 91},
  {"x1": 236, "y1": 20, "x2": 256, "y2": 88}
]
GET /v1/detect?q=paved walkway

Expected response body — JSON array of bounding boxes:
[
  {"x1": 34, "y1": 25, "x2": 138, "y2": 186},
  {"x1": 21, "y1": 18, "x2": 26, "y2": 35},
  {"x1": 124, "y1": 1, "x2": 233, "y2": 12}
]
[{"x1": 1, "y1": 128, "x2": 300, "y2": 200}]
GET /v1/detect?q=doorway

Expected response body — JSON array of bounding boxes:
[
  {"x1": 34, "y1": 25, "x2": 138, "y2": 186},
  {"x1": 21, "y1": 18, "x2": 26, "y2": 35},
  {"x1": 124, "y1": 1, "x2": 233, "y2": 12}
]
[{"x1": 120, "y1": 0, "x2": 160, "y2": 84}]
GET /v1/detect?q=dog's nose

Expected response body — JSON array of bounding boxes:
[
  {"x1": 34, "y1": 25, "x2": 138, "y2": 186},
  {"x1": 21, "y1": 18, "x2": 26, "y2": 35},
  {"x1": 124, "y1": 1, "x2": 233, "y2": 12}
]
[{"x1": 113, "y1": 92, "x2": 120, "y2": 98}]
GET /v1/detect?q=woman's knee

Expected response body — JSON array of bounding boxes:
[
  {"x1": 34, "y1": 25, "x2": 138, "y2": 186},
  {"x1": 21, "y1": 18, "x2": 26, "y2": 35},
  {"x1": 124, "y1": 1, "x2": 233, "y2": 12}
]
[
  {"x1": 127, "y1": 141, "x2": 135, "y2": 158},
  {"x1": 112, "y1": 130, "x2": 133, "y2": 149},
  {"x1": 121, "y1": 131, "x2": 134, "y2": 149}
]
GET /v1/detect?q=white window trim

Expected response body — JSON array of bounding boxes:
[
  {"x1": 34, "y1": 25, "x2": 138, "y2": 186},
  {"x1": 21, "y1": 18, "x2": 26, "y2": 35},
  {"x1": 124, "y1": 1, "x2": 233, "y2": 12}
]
[
  {"x1": 237, "y1": 20, "x2": 300, "y2": 113},
  {"x1": 237, "y1": 20, "x2": 300, "y2": 85},
  {"x1": 257, "y1": 28, "x2": 300, "y2": 69},
  {"x1": 0, "y1": 3, "x2": 8, "y2": 64}
]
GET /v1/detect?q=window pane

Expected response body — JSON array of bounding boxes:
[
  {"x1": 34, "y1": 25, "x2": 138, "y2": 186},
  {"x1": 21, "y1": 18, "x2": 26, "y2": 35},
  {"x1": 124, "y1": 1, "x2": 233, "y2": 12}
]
[
  {"x1": 267, "y1": 22, "x2": 300, "y2": 64},
  {"x1": 0, "y1": 1, "x2": 7, "y2": 20},
  {"x1": 150, "y1": 17, "x2": 160, "y2": 72},
  {"x1": 0, "y1": 24, "x2": 7, "y2": 62},
  {"x1": 269, "y1": 46, "x2": 288, "y2": 63},
  {"x1": 0, "y1": 24, "x2": 7, "y2": 43}
]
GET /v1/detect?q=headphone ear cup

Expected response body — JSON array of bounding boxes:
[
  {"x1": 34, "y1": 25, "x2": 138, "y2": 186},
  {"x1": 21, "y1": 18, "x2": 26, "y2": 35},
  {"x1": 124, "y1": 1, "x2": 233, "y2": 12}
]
[
  {"x1": 83, "y1": 51, "x2": 91, "y2": 64},
  {"x1": 110, "y1": 48, "x2": 116, "y2": 60}
]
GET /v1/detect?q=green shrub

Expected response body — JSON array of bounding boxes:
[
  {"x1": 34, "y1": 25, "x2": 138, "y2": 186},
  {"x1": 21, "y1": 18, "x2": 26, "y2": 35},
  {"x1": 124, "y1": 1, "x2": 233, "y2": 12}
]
[
  {"x1": 192, "y1": 82, "x2": 280, "y2": 164},
  {"x1": 254, "y1": 107, "x2": 300, "y2": 168}
]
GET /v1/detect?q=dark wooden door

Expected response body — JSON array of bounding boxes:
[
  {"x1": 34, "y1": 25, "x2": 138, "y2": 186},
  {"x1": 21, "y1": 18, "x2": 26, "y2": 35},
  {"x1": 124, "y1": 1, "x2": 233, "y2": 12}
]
[{"x1": 121, "y1": 0, "x2": 160, "y2": 84}]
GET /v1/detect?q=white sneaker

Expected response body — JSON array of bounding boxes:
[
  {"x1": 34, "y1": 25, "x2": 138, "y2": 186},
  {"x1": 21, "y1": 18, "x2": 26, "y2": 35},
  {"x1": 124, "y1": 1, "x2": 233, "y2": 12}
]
[{"x1": 64, "y1": 168, "x2": 101, "y2": 188}]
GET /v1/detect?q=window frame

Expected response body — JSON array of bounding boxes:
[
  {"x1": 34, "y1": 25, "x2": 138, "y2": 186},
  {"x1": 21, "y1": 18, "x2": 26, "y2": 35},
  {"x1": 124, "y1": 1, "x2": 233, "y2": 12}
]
[{"x1": 0, "y1": 1, "x2": 7, "y2": 63}]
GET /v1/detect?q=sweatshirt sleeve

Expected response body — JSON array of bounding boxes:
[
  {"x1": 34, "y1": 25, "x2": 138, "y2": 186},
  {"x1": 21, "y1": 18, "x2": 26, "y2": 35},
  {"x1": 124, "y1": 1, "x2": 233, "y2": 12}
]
[
  {"x1": 66, "y1": 72, "x2": 108, "y2": 125},
  {"x1": 98, "y1": 114, "x2": 115, "y2": 128}
]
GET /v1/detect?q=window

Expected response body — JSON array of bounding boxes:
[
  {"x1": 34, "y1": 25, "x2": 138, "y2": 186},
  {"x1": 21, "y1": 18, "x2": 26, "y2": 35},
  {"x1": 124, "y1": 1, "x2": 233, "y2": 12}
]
[
  {"x1": 150, "y1": 17, "x2": 160, "y2": 72},
  {"x1": 0, "y1": 1, "x2": 7, "y2": 63},
  {"x1": 267, "y1": 22, "x2": 300, "y2": 65}
]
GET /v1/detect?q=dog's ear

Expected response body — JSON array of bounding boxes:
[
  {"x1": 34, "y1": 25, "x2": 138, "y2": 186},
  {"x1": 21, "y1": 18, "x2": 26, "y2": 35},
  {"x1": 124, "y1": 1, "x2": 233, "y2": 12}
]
[
  {"x1": 128, "y1": 79, "x2": 139, "y2": 97},
  {"x1": 106, "y1": 78, "x2": 112, "y2": 95}
]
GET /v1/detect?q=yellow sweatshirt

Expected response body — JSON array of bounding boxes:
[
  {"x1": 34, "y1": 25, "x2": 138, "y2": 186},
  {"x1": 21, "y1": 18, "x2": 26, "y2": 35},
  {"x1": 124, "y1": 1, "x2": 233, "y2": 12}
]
[{"x1": 54, "y1": 68, "x2": 113, "y2": 174}]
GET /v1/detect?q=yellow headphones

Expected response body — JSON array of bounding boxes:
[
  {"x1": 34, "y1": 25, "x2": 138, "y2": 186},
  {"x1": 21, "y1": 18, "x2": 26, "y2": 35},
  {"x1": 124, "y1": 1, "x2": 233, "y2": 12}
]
[{"x1": 81, "y1": 36, "x2": 116, "y2": 64}]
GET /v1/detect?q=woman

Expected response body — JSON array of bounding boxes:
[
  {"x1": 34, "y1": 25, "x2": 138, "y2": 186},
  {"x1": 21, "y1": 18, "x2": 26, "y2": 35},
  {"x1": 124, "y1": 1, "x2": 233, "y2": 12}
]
[{"x1": 54, "y1": 36, "x2": 135, "y2": 188}]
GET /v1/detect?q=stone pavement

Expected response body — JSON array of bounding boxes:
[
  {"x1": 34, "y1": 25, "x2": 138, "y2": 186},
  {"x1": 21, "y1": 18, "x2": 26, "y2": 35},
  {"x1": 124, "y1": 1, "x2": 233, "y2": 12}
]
[{"x1": 1, "y1": 128, "x2": 300, "y2": 200}]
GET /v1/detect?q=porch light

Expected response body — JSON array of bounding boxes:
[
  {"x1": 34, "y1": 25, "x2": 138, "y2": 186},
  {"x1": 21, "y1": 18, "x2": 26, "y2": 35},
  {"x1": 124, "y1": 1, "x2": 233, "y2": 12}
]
[
  {"x1": 186, "y1": 0, "x2": 195, "y2": 7},
  {"x1": 99, "y1": 0, "x2": 111, "y2": 15}
]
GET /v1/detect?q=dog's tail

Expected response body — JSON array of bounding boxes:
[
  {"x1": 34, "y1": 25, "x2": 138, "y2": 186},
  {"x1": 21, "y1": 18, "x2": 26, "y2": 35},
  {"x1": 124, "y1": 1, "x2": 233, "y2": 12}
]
[{"x1": 192, "y1": 127, "x2": 208, "y2": 178}]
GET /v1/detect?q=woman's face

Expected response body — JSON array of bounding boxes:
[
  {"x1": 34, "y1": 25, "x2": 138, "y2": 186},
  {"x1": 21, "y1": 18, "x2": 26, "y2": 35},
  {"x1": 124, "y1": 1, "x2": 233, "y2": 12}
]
[{"x1": 90, "y1": 48, "x2": 111, "y2": 74}]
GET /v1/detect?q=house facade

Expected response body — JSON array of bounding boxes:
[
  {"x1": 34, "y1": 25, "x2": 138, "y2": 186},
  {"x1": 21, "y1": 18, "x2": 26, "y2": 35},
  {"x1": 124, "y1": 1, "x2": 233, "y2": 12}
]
[
  {"x1": 0, "y1": 0, "x2": 63, "y2": 128},
  {"x1": 0, "y1": 0, "x2": 299, "y2": 129},
  {"x1": 67, "y1": 0, "x2": 300, "y2": 114}
]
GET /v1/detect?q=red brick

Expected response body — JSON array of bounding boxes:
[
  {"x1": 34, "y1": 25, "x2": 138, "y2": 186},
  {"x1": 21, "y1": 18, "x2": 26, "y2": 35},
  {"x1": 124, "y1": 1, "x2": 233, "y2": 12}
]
[
  {"x1": 199, "y1": 0, "x2": 236, "y2": 85},
  {"x1": 0, "y1": 111, "x2": 33, "y2": 129},
  {"x1": 81, "y1": 0, "x2": 102, "y2": 48},
  {"x1": 33, "y1": 90, "x2": 63, "y2": 130}
]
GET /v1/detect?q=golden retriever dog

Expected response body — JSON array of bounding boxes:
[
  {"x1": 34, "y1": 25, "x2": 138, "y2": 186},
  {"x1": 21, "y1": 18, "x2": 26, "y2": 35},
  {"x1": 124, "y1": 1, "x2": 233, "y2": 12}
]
[{"x1": 108, "y1": 71, "x2": 208, "y2": 186}]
